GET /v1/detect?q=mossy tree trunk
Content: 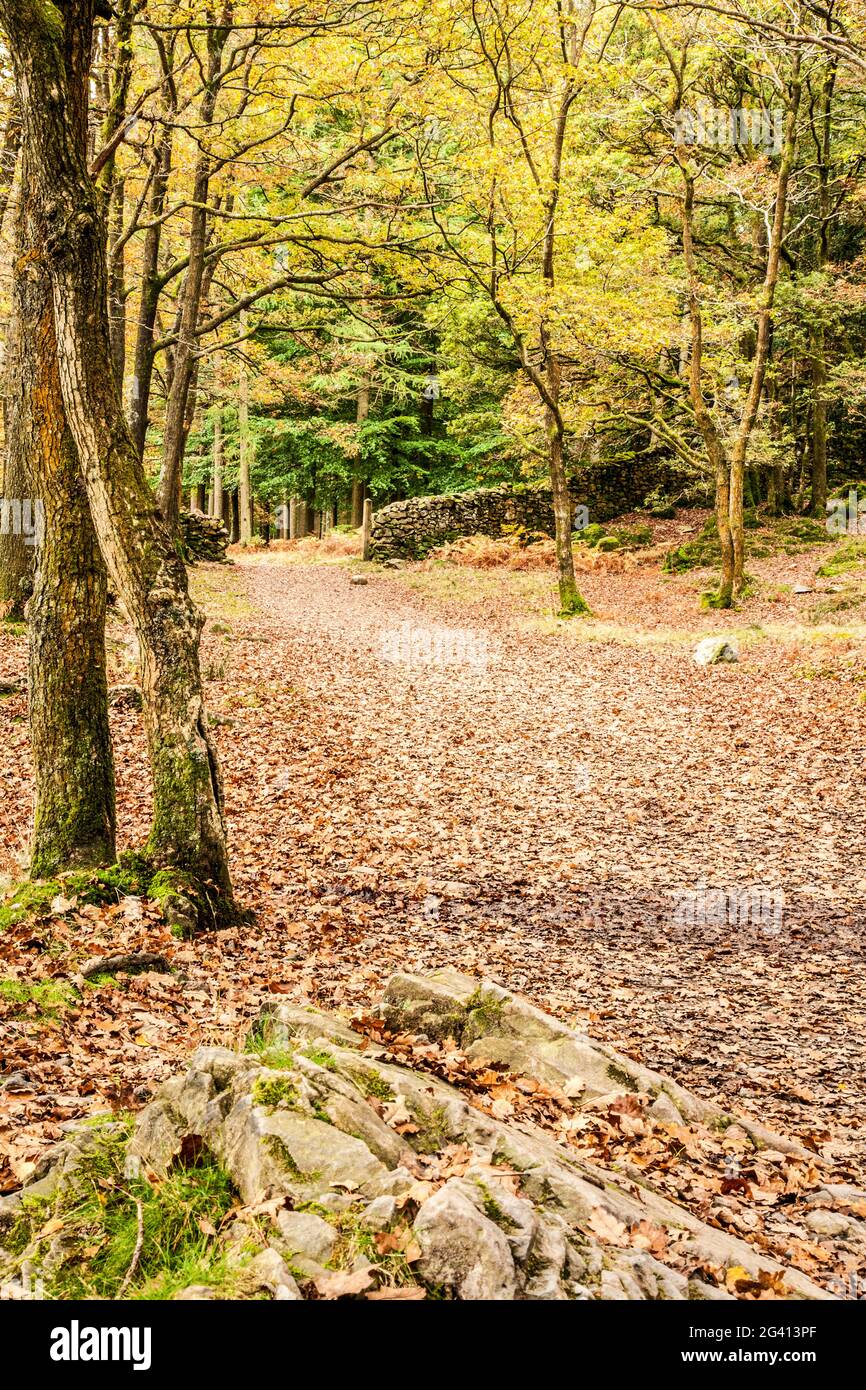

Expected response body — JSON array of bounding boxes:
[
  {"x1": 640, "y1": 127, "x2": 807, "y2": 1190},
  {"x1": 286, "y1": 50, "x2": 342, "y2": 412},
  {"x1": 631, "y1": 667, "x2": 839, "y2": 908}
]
[
  {"x1": 17, "y1": 168, "x2": 116, "y2": 876},
  {"x1": 1, "y1": 0, "x2": 235, "y2": 924}
]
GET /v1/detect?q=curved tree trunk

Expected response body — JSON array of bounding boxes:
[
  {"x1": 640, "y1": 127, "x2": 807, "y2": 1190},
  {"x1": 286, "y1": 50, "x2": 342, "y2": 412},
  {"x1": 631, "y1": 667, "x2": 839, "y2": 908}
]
[{"x1": 1, "y1": 0, "x2": 235, "y2": 925}]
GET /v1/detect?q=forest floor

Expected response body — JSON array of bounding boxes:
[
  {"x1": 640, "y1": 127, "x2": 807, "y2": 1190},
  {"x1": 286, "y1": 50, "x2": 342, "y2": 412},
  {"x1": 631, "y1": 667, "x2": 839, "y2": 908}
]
[{"x1": 1, "y1": 508, "x2": 865, "y2": 1289}]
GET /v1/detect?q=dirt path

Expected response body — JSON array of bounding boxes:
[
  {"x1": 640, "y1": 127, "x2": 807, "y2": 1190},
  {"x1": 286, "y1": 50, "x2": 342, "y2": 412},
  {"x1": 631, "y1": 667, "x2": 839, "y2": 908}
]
[{"x1": 225, "y1": 558, "x2": 866, "y2": 1172}]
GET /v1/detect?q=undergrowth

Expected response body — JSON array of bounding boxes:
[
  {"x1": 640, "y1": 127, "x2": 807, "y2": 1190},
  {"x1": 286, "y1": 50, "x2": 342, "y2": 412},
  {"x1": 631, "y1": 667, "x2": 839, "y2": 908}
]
[{"x1": 0, "y1": 1120, "x2": 238, "y2": 1300}]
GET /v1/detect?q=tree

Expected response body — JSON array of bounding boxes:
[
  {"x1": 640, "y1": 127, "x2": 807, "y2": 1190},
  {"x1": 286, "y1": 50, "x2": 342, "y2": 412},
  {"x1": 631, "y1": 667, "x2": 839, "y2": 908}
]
[{"x1": 0, "y1": 0, "x2": 234, "y2": 924}]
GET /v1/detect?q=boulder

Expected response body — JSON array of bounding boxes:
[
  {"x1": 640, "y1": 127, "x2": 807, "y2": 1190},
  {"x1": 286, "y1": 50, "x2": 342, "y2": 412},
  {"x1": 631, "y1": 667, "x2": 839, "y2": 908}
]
[
  {"x1": 413, "y1": 1180, "x2": 518, "y2": 1300},
  {"x1": 694, "y1": 637, "x2": 739, "y2": 666}
]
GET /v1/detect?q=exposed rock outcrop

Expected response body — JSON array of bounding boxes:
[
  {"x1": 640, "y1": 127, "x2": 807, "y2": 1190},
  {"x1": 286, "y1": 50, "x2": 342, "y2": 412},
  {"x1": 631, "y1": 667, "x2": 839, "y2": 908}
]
[{"x1": 2, "y1": 970, "x2": 849, "y2": 1301}]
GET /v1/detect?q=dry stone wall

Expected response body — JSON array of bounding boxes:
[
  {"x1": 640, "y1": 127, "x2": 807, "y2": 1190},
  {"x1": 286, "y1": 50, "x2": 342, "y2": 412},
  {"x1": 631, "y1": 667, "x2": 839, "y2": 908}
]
[{"x1": 370, "y1": 461, "x2": 686, "y2": 560}]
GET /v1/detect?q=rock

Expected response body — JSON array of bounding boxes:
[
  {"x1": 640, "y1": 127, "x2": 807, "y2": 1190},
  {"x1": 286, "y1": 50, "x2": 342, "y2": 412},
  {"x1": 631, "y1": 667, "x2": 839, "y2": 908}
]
[
  {"x1": 805, "y1": 1209, "x2": 852, "y2": 1237},
  {"x1": 6, "y1": 973, "x2": 830, "y2": 1304},
  {"x1": 174, "y1": 1285, "x2": 217, "y2": 1300},
  {"x1": 0, "y1": 1072, "x2": 31, "y2": 1093},
  {"x1": 179, "y1": 510, "x2": 229, "y2": 563},
  {"x1": 521, "y1": 1214, "x2": 571, "y2": 1300},
  {"x1": 241, "y1": 1248, "x2": 303, "y2": 1300},
  {"x1": 648, "y1": 1091, "x2": 684, "y2": 1125},
  {"x1": 382, "y1": 969, "x2": 806, "y2": 1155},
  {"x1": 462, "y1": 1170, "x2": 538, "y2": 1264},
  {"x1": 275, "y1": 1210, "x2": 338, "y2": 1264},
  {"x1": 413, "y1": 1180, "x2": 518, "y2": 1300},
  {"x1": 693, "y1": 637, "x2": 739, "y2": 666},
  {"x1": 359, "y1": 1195, "x2": 397, "y2": 1231},
  {"x1": 258, "y1": 1003, "x2": 365, "y2": 1052}
]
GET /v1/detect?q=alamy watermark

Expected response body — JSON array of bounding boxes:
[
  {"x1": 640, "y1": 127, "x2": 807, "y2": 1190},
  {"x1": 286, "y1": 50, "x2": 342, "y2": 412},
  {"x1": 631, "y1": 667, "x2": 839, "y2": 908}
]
[
  {"x1": 0, "y1": 1266, "x2": 44, "y2": 1300},
  {"x1": 671, "y1": 880, "x2": 784, "y2": 936},
  {"x1": 380, "y1": 621, "x2": 490, "y2": 671},
  {"x1": 0, "y1": 497, "x2": 44, "y2": 548},
  {"x1": 673, "y1": 106, "x2": 784, "y2": 154},
  {"x1": 826, "y1": 490, "x2": 866, "y2": 537}
]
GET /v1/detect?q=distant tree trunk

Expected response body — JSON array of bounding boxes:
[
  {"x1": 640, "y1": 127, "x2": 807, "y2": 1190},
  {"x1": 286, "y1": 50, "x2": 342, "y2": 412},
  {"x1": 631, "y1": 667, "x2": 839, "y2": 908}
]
[
  {"x1": 238, "y1": 328, "x2": 252, "y2": 544},
  {"x1": 0, "y1": 101, "x2": 28, "y2": 616},
  {"x1": 107, "y1": 177, "x2": 126, "y2": 386},
  {"x1": 0, "y1": 301, "x2": 34, "y2": 618},
  {"x1": 230, "y1": 489, "x2": 240, "y2": 544},
  {"x1": 810, "y1": 336, "x2": 828, "y2": 519},
  {"x1": 545, "y1": 356, "x2": 583, "y2": 614},
  {"x1": 681, "y1": 170, "x2": 734, "y2": 605},
  {"x1": 809, "y1": 59, "x2": 835, "y2": 519},
  {"x1": 362, "y1": 497, "x2": 372, "y2": 560},
  {"x1": 211, "y1": 407, "x2": 223, "y2": 519},
  {"x1": 156, "y1": 26, "x2": 227, "y2": 530},
  {"x1": 352, "y1": 382, "x2": 368, "y2": 526},
  {"x1": 727, "y1": 70, "x2": 800, "y2": 593},
  {"x1": 193, "y1": 484, "x2": 206, "y2": 512},
  {"x1": 1, "y1": 0, "x2": 235, "y2": 923},
  {"x1": 127, "y1": 41, "x2": 175, "y2": 459},
  {"x1": 0, "y1": 99, "x2": 20, "y2": 231}
]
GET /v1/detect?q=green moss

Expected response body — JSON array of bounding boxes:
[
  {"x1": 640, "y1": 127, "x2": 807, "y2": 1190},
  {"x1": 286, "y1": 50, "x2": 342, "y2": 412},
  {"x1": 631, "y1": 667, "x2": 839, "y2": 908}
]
[
  {"x1": 606, "y1": 1063, "x2": 639, "y2": 1093},
  {"x1": 0, "y1": 978, "x2": 79, "y2": 1019},
  {"x1": 410, "y1": 1103, "x2": 450, "y2": 1154},
  {"x1": 261, "y1": 1133, "x2": 318, "y2": 1182},
  {"x1": 817, "y1": 539, "x2": 866, "y2": 577},
  {"x1": 244, "y1": 1019, "x2": 296, "y2": 1069},
  {"x1": 663, "y1": 516, "x2": 719, "y2": 573},
  {"x1": 353, "y1": 1069, "x2": 395, "y2": 1102},
  {"x1": 466, "y1": 987, "x2": 505, "y2": 1035},
  {"x1": 251, "y1": 1076, "x2": 300, "y2": 1110},
  {"x1": 475, "y1": 1182, "x2": 518, "y2": 1231},
  {"x1": 0, "y1": 855, "x2": 157, "y2": 932}
]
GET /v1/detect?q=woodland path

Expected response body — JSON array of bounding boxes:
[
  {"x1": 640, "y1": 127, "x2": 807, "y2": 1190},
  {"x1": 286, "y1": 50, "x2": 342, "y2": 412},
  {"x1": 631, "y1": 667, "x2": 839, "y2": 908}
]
[{"x1": 230, "y1": 559, "x2": 866, "y2": 1171}]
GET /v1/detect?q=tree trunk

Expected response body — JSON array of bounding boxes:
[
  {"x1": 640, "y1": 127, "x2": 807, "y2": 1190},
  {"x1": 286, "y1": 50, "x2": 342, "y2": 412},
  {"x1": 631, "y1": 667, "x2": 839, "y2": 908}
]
[
  {"x1": 156, "y1": 28, "x2": 226, "y2": 530},
  {"x1": 128, "y1": 49, "x2": 175, "y2": 459},
  {"x1": 809, "y1": 327, "x2": 828, "y2": 519},
  {"x1": 680, "y1": 169, "x2": 734, "y2": 606},
  {"x1": 2, "y1": 0, "x2": 234, "y2": 924},
  {"x1": 0, "y1": 299, "x2": 34, "y2": 619},
  {"x1": 362, "y1": 497, "x2": 372, "y2": 560},
  {"x1": 211, "y1": 407, "x2": 223, "y2": 519},
  {"x1": 17, "y1": 194, "x2": 115, "y2": 876},
  {"x1": 352, "y1": 381, "x2": 369, "y2": 526},
  {"x1": 107, "y1": 176, "x2": 126, "y2": 386},
  {"x1": 727, "y1": 67, "x2": 801, "y2": 594},
  {"x1": 238, "y1": 326, "x2": 252, "y2": 544},
  {"x1": 544, "y1": 353, "x2": 584, "y2": 615}
]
